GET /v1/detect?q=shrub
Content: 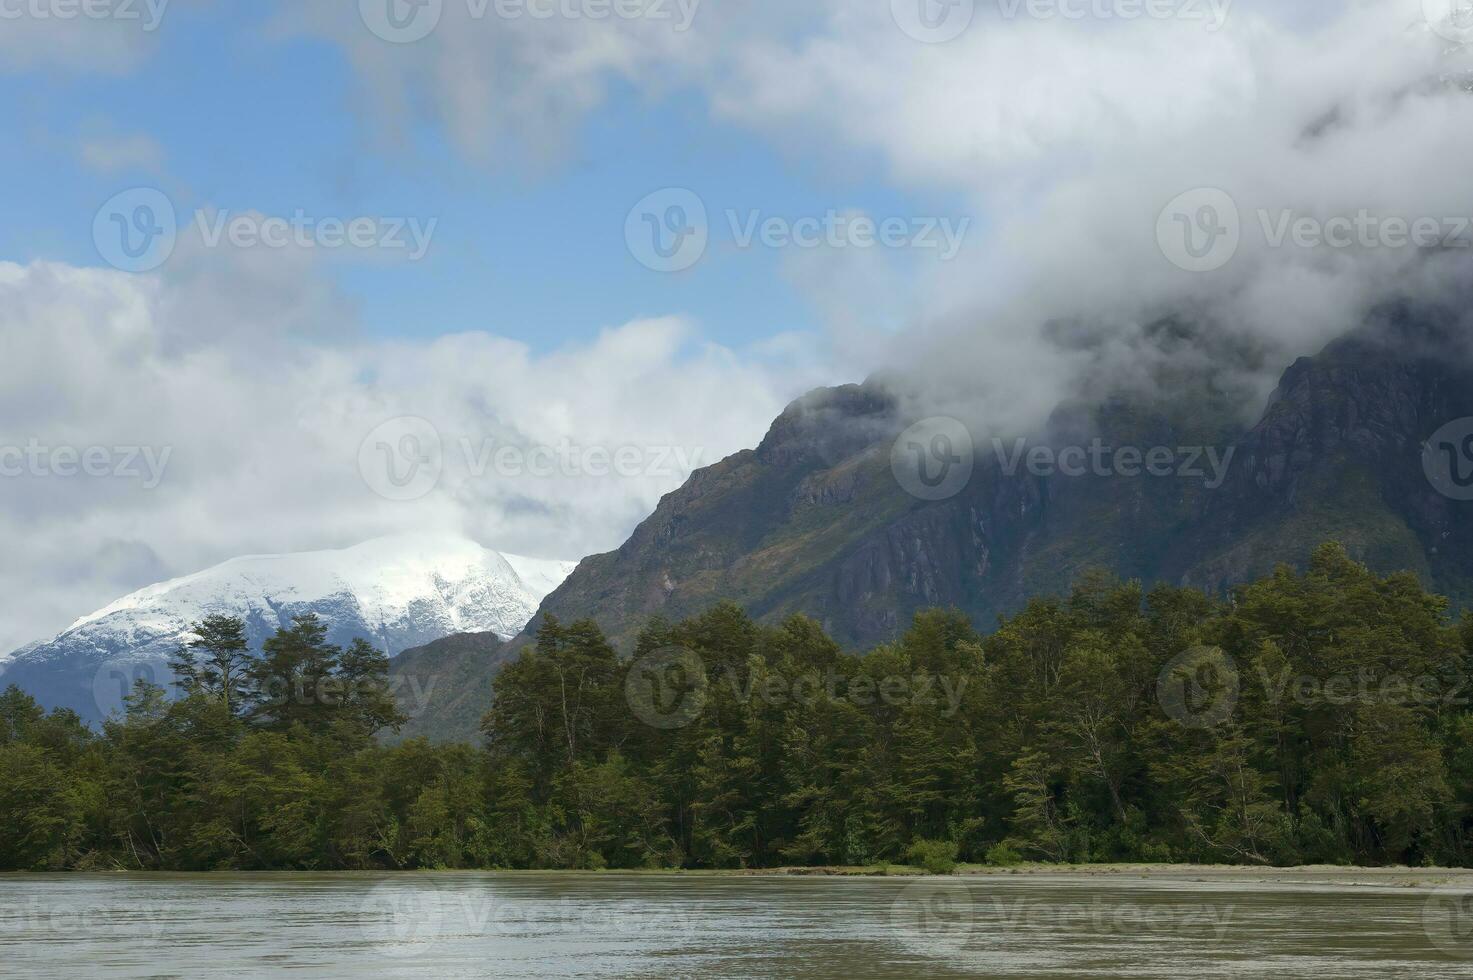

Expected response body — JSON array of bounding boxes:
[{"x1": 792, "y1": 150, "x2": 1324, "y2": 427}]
[
  {"x1": 984, "y1": 843, "x2": 1023, "y2": 867},
  {"x1": 906, "y1": 839, "x2": 960, "y2": 875}
]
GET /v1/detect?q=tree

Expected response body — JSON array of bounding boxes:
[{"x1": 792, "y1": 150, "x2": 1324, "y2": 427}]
[
  {"x1": 171, "y1": 615, "x2": 251, "y2": 716},
  {"x1": 3, "y1": 538, "x2": 1472, "y2": 873},
  {"x1": 0, "y1": 685, "x2": 44, "y2": 746},
  {"x1": 242, "y1": 615, "x2": 341, "y2": 733},
  {"x1": 338, "y1": 638, "x2": 408, "y2": 739}
]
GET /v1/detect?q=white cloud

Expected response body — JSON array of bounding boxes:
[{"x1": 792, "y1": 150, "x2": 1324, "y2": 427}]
[
  {"x1": 279, "y1": 0, "x2": 730, "y2": 166},
  {"x1": 706, "y1": 1, "x2": 1473, "y2": 432},
  {"x1": 0, "y1": 251, "x2": 824, "y2": 654},
  {"x1": 288, "y1": 2, "x2": 1473, "y2": 427}
]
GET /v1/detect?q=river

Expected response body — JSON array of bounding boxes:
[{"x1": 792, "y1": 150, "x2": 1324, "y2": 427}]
[{"x1": 3, "y1": 871, "x2": 1471, "y2": 977}]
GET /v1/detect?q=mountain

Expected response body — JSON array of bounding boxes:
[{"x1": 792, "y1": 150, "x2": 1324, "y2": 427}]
[
  {"x1": 387, "y1": 631, "x2": 512, "y2": 745},
  {"x1": 528, "y1": 307, "x2": 1473, "y2": 650},
  {"x1": 1, "y1": 534, "x2": 576, "y2": 725}
]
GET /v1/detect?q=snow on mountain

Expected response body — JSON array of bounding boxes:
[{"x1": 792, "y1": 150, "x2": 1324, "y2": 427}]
[
  {"x1": 0, "y1": 534, "x2": 577, "y2": 723},
  {"x1": 0, "y1": 640, "x2": 42, "y2": 670}
]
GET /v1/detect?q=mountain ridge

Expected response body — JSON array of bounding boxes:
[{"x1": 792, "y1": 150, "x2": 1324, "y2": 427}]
[{"x1": 523, "y1": 307, "x2": 1473, "y2": 651}]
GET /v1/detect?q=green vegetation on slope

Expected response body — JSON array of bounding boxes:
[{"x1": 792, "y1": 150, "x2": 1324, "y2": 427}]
[{"x1": 3, "y1": 544, "x2": 1472, "y2": 872}]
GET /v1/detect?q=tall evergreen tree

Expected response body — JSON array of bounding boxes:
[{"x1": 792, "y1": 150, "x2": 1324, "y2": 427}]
[{"x1": 170, "y1": 615, "x2": 251, "y2": 716}]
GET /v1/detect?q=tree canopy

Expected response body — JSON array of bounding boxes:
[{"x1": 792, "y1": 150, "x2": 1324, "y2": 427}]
[{"x1": 3, "y1": 544, "x2": 1471, "y2": 872}]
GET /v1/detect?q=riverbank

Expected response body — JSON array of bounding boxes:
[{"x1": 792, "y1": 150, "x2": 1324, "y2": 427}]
[
  {"x1": 10, "y1": 863, "x2": 1473, "y2": 890},
  {"x1": 724, "y1": 863, "x2": 1473, "y2": 890}
]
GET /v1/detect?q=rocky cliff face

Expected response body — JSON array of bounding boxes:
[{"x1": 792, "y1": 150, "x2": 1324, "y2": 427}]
[
  {"x1": 530, "y1": 311, "x2": 1473, "y2": 650},
  {"x1": 1174, "y1": 312, "x2": 1473, "y2": 597}
]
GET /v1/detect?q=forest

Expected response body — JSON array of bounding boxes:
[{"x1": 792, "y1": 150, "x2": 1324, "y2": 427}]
[{"x1": 3, "y1": 542, "x2": 1471, "y2": 872}]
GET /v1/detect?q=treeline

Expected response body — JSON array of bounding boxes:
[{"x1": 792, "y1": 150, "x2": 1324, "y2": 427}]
[{"x1": 3, "y1": 543, "x2": 1472, "y2": 872}]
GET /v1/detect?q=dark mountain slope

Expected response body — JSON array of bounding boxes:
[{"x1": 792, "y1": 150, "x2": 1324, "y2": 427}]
[
  {"x1": 528, "y1": 311, "x2": 1473, "y2": 651},
  {"x1": 387, "y1": 631, "x2": 512, "y2": 744}
]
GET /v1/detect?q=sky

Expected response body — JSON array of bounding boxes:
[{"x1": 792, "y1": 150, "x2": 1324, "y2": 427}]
[{"x1": 3, "y1": 0, "x2": 1473, "y2": 652}]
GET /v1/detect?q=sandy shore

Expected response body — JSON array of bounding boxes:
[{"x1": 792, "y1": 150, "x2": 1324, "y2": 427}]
[{"x1": 737, "y1": 863, "x2": 1473, "y2": 889}]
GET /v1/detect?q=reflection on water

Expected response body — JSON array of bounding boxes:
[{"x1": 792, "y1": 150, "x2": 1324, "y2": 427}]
[{"x1": 1, "y1": 871, "x2": 1470, "y2": 978}]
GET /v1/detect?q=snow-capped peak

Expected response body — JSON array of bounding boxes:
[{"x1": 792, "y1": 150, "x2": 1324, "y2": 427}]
[
  {"x1": 0, "y1": 535, "x2": 578, "y2": 723},
  {"x1": 63, "y1": 533, "x2": 572, "y2": 641}
]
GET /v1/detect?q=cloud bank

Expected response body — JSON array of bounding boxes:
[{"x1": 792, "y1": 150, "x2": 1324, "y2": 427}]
[{"x1": 0, "y1": 244, "x2": 816, "y2": 652}]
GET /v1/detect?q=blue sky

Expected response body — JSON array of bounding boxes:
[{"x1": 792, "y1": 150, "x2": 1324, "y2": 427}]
[{"x1": 0, "y1": 1, "x2": 968, "y2": 354}]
